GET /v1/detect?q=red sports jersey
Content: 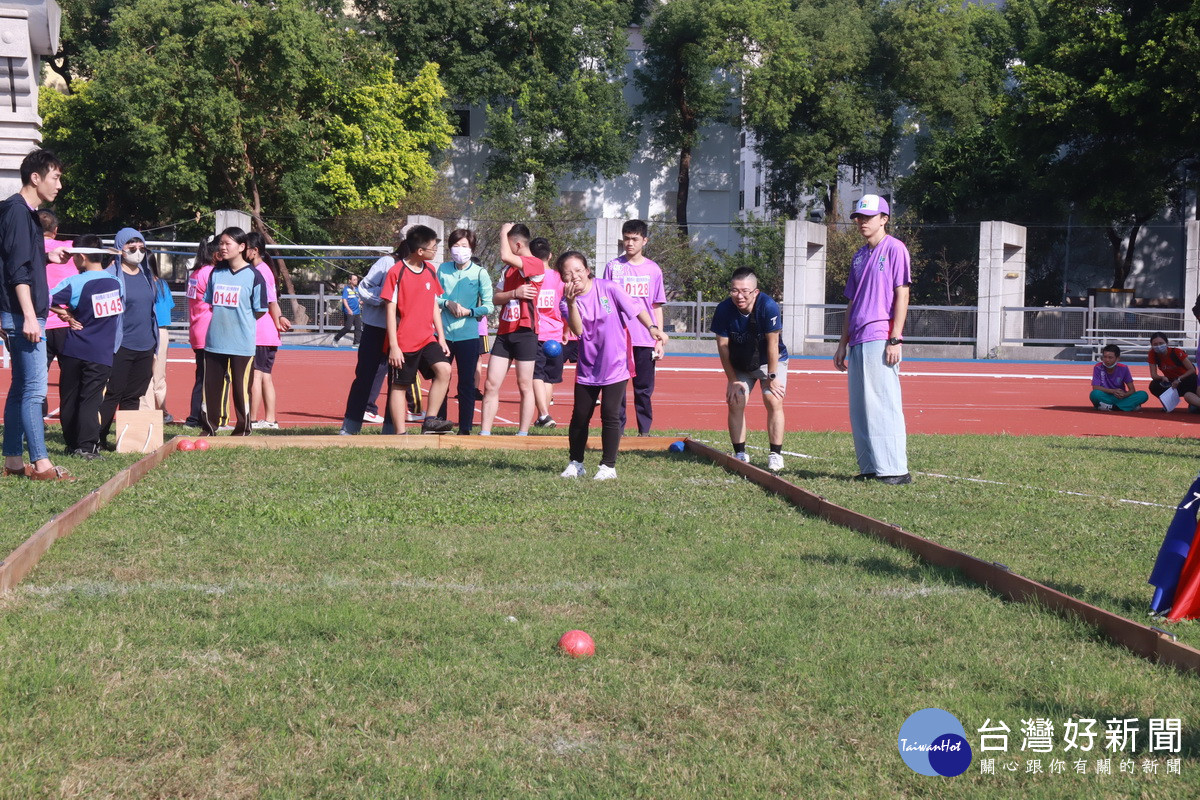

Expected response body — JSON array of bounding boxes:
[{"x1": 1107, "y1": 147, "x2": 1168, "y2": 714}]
[{"x1": 381, "y1": 260, "x2": 443, "y2": 352}]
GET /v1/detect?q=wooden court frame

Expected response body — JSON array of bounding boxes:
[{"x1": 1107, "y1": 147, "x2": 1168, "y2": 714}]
[{"x1": 1, "y1": 434, "x2": 1196, "y2": 676}]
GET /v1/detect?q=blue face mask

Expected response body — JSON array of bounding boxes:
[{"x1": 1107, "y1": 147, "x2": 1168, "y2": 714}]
[{"x1": 1153, "y1": 344, "x2": 1168, "y2": 354}]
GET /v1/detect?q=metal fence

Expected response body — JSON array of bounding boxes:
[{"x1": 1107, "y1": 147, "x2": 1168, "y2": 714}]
[{"x1": 807, "y1": 305, "x2": 978, "y2": 345}]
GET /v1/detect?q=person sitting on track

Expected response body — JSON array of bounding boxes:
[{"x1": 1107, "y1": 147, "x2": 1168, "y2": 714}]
[
  {"x1": 1147, "y1": 331, "x2": 1200, "y2": 412},
  {"x1": 1089, "y1": 344, "x2": 1148, "y2": 411}
]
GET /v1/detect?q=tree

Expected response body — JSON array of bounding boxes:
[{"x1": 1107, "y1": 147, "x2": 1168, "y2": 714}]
[
  {"x1": 634, "y1": 0, "x2": 734, "y2": 237},
  {"x1": 42, "y1": 0, "x2": 455, "y2": 241},
  {"x1": 1006, "y1": 0, "x2": 1200, "y2": 288},
  {"x1": 355, "y1": 0, "x2": 637, "y2": 202}
]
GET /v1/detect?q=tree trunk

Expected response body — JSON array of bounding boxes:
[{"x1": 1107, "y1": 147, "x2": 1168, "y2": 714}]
[
  {"x1": 676, "y1": 144, "x2": 691, "y2": 239},
  {"x1": 252, "y1": 217, "x2": 308, "y2": 327},
  {"x1": 1106, "y1": 218, "x2": 1150, "y2": 289}
]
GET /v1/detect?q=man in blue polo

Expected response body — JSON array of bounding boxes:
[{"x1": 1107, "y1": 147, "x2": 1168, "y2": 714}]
[{"x1": 710, "y1": 266, "x2": 788, "y2": 472}]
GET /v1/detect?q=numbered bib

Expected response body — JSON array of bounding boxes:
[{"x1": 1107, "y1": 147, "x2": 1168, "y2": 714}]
[
  {"x1": 536, "y1": 289, "x2": 556, "y2": 309},
  {"x1": 185, "y1": 277, "x2": 199, "y2": 300},
  {"x1": 500, "y1": 298, "x2": 521, "y2": 322},
  {"x1": 212, "y1": 284, "x2": 241, "y2": 308},
  {"x1": 91, "y1": 289, "x2": 123, "y2": 319},
  {"x1": 623, "y1": 277, "x2": 650, "y2": 298}
]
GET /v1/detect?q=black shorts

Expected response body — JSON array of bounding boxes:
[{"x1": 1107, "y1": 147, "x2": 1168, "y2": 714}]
[
  {"x1": 562, "y1": 339, "x2": 579, "y2": 364},
  {"x1": 45, "y1": 326, "x2": 68, "y2": 362},
  {"x1": 389, "y1": 341, "x2": 448, "y2": 387},
  {"x1": 534, "y1": 341, "x2": 565, "y2": 383},
  {"x1": 254, "y1": 345, "x2": 277, "y2": 373},
  {"x1": 491, "y1": 329, "x2": 538, "y2": 362},
  {"x1": 479, "y1": 333, "x2": 490, "y2": 354}
]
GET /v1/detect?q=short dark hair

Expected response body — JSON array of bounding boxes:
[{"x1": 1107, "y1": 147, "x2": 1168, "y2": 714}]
[
  {"x1": 730, "y1": 266, "x2": 757, "y2": 284},
  {"x1": 507, "y1": 223, "x2": 531, "y2": 245},
  {"x1": 554, "y1": 251, "x2": 591, "y2": 280},
  {"x1": 622, "y1": 219, "x2": 648, "y2": 238},
  {"x1": 529, "y1": 237, "x2": 552, "y2": 261},
  {"x1": 20, "y1": 149, "x2": 63, "y2": 185},
  {"x1": 1101, "y1": 344, "x2": 1121, "y2": 357},
  {"x1": 405, "y1": 224, "x2": 439, "y2": 254},
  {"x1": 1150, "y1": 331, "x2": 1169, "y2": 345},
  {"x1": 446, "y1": 227, "x2": 476, "y2": 250},
  {"x1": 75, "y1": 233, "x2": 103, "y2": 264},
  {"x1": 36, "y1": 209, "x2": 58, "y2": 234}
]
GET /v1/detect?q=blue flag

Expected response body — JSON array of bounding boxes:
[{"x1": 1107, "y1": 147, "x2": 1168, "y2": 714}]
[{"x1": 1148, "y1": 473, "x2": 1200, "y2": 615}]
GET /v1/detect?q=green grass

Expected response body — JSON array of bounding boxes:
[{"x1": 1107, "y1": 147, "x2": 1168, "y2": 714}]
[{"x1": 0, "y1": 433, "x2": 1197, "y2": 797}]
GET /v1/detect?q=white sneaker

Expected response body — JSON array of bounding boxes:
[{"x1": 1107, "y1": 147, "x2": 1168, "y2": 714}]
[
  {"x1": 560, "y1": 461, "x2": 586, "y2": 478},
  {"x1": 594, "y1": 464, "x2": 618, "y2": 481},
  {"x1": 251, "y1": 420, "x2": 279, "y2": 430},
  {"x1": 734, "y1": 451, "x2": 750, "y2": 464},
  {"x1": 406, "y1": 412, "x2": 425, "y2": 422},
  {"x1": 218, "y1": 424, "x2": 234, "y2": 432},
  {"x1": 362, "y1": 412, "x2": 384, "y2": 424},
  {"x1": 767, "y1": 452, "x2": 784, "y2": 472}
]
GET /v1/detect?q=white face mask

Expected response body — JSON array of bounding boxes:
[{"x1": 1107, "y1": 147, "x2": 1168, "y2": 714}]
[
  {"x1": 122, "y1": 250, "x2": 145, "y2": 266},
  {"x1": 1153, "y1": 344, "x2": 1168, "y2": 354},
  {"x1": 450, "y1": 246, "x2": 472, "y2": 265}
]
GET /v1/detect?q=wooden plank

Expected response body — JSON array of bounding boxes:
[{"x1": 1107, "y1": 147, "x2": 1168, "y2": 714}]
[
  {"x1": 684, "y1": 438, "x2": 1200, "y2": 676},
  {"x1": 180, "y1": 434, "x2": 678, "y2": 452},
  {"x1": 0, "y1": 438, "x2": 177, "y2": 593}
]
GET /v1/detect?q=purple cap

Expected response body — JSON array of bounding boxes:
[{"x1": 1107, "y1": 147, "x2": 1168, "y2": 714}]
[{"x1": 851, "y1": 194, "x2": 890, "y2": 218}]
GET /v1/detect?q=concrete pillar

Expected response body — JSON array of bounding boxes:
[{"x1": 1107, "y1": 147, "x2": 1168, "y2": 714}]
[
  {"x1": 595, "y1": 218, "x2": 622, "y2": 273},
  {"x1": 404, "y1": 214, "x2": 445, "y2": 263},
  {"x1": 1184, "y1": 220, "x2": 1200, "y2": 344},
  {"x1": 781, "y1": 220, "x2": 827, "y2": 355},
  {"x1": 0, "y1": 1, "x2": 61, "y2": 198},
  {"x1": 975, "y1": 221, "x2": 1027, "y2": 358}
]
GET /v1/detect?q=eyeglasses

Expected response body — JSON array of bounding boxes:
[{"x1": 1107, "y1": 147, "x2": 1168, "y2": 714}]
[
  {"x1": 729, "y1": 288, "x2": 756, "y2": 296},
  {"x1": 124, "y1": 246, "x2": 146, "y2": 253}
]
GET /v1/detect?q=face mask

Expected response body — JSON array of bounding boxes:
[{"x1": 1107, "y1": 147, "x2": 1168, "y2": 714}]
[
  {"x1": 1153, "y1": 344, "x2": 1168, "y2": 354},
  {"x1": 122, "y1": 250, "x2": 145, "y2": 265},
  {"x1": 450, "y1": 246, "x2": 472, "y2": 265}
]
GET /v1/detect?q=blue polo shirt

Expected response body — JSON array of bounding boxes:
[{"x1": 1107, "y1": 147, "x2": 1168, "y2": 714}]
[
  {"x1": 203, "y1": 263, "x2": 268, "y2": 357},
  {"x1": 50, "y1": 271, "x2": 123, "y2": 366}
]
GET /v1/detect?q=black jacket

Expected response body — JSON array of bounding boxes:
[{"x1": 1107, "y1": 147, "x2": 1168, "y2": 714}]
[{"x1": 0, "y1": 192, "x2": 48, "y2": 318}]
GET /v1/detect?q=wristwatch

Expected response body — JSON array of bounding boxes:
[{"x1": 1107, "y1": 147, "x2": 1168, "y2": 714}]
[
  {"x1": 887, "y1": 337, "x2": 903, "y2": 346},
  {"x1": 767, "y1": 372, "x2": 777, "y2": 380}
]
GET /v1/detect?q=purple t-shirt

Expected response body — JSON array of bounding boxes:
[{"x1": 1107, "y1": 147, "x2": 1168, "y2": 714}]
[
  {"x1": 569, "y1": 278, "x2": 640, "y2": 386},
  {"x1": 603, "y1": 256, "x2": 666, "y2": 348},
  {"x1": 845, "y1": 235, "x2": 911, "y2": 346},
  {"x1": 1092, "y1": 362, "x2": 1133, "y2": 392}
]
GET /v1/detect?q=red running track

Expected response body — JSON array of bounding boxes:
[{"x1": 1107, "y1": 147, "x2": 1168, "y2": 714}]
[{"x1": 10, "y1": 346, "x2": 1199, "y2": 439}]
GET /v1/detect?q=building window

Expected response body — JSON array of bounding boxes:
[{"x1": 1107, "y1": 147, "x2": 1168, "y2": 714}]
[
  {"x1": 738, "y1": 190, "x2": 745, "y2": 211},
  {"x1": 754, "y1": 185, "x2": 761, "y2": 208},
  {"x1": 454, "y1": 110, "x2": 470, "y2": 137}
]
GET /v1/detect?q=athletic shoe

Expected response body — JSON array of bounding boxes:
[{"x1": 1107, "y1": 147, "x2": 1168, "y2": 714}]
[
  {"x1": 877, "y1": 473, "x2": 913, "y2": 485},
  {"x1": 251, "y1": 420, "x2": 280, "y2": 430},
  {"x1": 338, "y1": 428, "x2": 353, "y2": 436},
  {"x1": 853, "y1": 472, "x2": 877, "y2": 481},
  {"x1": 421, "y1": 416, "x2": 453, "y2": 434},
  {"x1": 594, "y1": 464, "x2": 618, "y2": 481},
  {"x1": 767, "y1": 452, "x2": 784, "y2": 472},
  {"x1": 218, "y1": 424, "x2": 234, "y2": 432},
  {"x1": 733, "y1": 451, "x2": 750, "y2": 464},
  {"x1": 406, "y1": 411, "x2": 425, "y2": 422},
  {"x1": 362, "y1": 412, "x2": 384, "y2": 424},
  {"x1": 1097, "y1": 403, "x2": 1114, "y2": 411},
  {"x1": 560, "y1": 461, "x2": 586, "y2": 478},
  {"x1": 163, "y1": 413, "x2": 176, "y2": 425},
  {"x1": 534, "y1": 415, "x2": 556, "y2": 428},
  {"x1": 182, "y1": 419, "x2": 202, "y2": 429},
  {"x1": 70, "y1": 447, "x2": 104, "y2": 461}
]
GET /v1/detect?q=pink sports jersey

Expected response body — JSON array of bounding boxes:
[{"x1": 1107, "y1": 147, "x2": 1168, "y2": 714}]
[
  {"x1": 187, "y1": 264, "x2": 215, "y2": 349},
  {"x1": 602, "y1": 255, "x2": 666, "y2": 348},
  {"x1": 253, "y1": 262, "x2": 281, "y2": 347},
  {"x1": 570, "y1": 278, "x2": 640, "y2": 386},
  {"x1": 44, "y1": 237, "x2": 76, "y2": 331},
  {"x1": 535, "y1": 267, "x2": 565, "y2": 342}
]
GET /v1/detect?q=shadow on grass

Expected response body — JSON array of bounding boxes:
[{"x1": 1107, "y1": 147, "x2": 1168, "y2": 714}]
[
  {"x1": 795, "y1": 552, "x2": 962, "y2": 586},
  {"x1": 1042, "y1": 580, "x2": 1153, "y2": 621}
]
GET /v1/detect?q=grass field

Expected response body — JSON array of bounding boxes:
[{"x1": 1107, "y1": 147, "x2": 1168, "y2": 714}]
[{"x1": 1, "y1": 429, "x2": 1197, "y2": 797}]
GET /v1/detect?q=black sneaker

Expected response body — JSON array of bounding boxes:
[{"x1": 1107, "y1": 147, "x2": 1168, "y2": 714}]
[
  {"x1": 70, "y1": 447, "x2": 105, "y2": 461},
  {"x1": 534, "y1": 414, "x2": 556, "y2": 428},
  {"x1": 421, "y1": 416, "x2": 453, "y2": 434},
  {"x1": 854, "y1": 472, "x2": 877, "y2": 481},
  {"x1": 877, "y1": 473, "x2": 913, "y2": 485}
]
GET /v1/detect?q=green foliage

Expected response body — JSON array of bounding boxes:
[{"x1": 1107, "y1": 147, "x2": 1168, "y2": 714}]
[
  {"x1": 645, "y1": 219, "x2": 724, "y2": 300},
  {"x1": 357, "y1": 0, "x2": 637, "y2": 201},
  {"x1": 43, "y1": 0, "x2": 453, "y2": 236},
  {"x1": 722, "y1": 215, "x2": 786, "y2": 299}
]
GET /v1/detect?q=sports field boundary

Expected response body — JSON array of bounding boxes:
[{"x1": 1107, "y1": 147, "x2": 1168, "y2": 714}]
[
  {"x1": 3, "y1": 433, "x2": 1198, "y2": 678},
  {"x1": 681, "y1": 439, "x2": 1200, "y2": 677}
]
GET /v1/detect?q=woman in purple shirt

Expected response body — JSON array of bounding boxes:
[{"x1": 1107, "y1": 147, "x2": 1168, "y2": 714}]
[
  {"x1": 1090, "y1": 344, "x2": 1148, "y2": 411},
  {"x1": 556, "y1": 252, "x2": 667, "y2": 481}
]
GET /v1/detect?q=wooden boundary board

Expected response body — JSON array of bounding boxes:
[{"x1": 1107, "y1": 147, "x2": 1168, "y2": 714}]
[{"x1": 1, "y1": 433, "x2": 1196, "y2": 677}]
